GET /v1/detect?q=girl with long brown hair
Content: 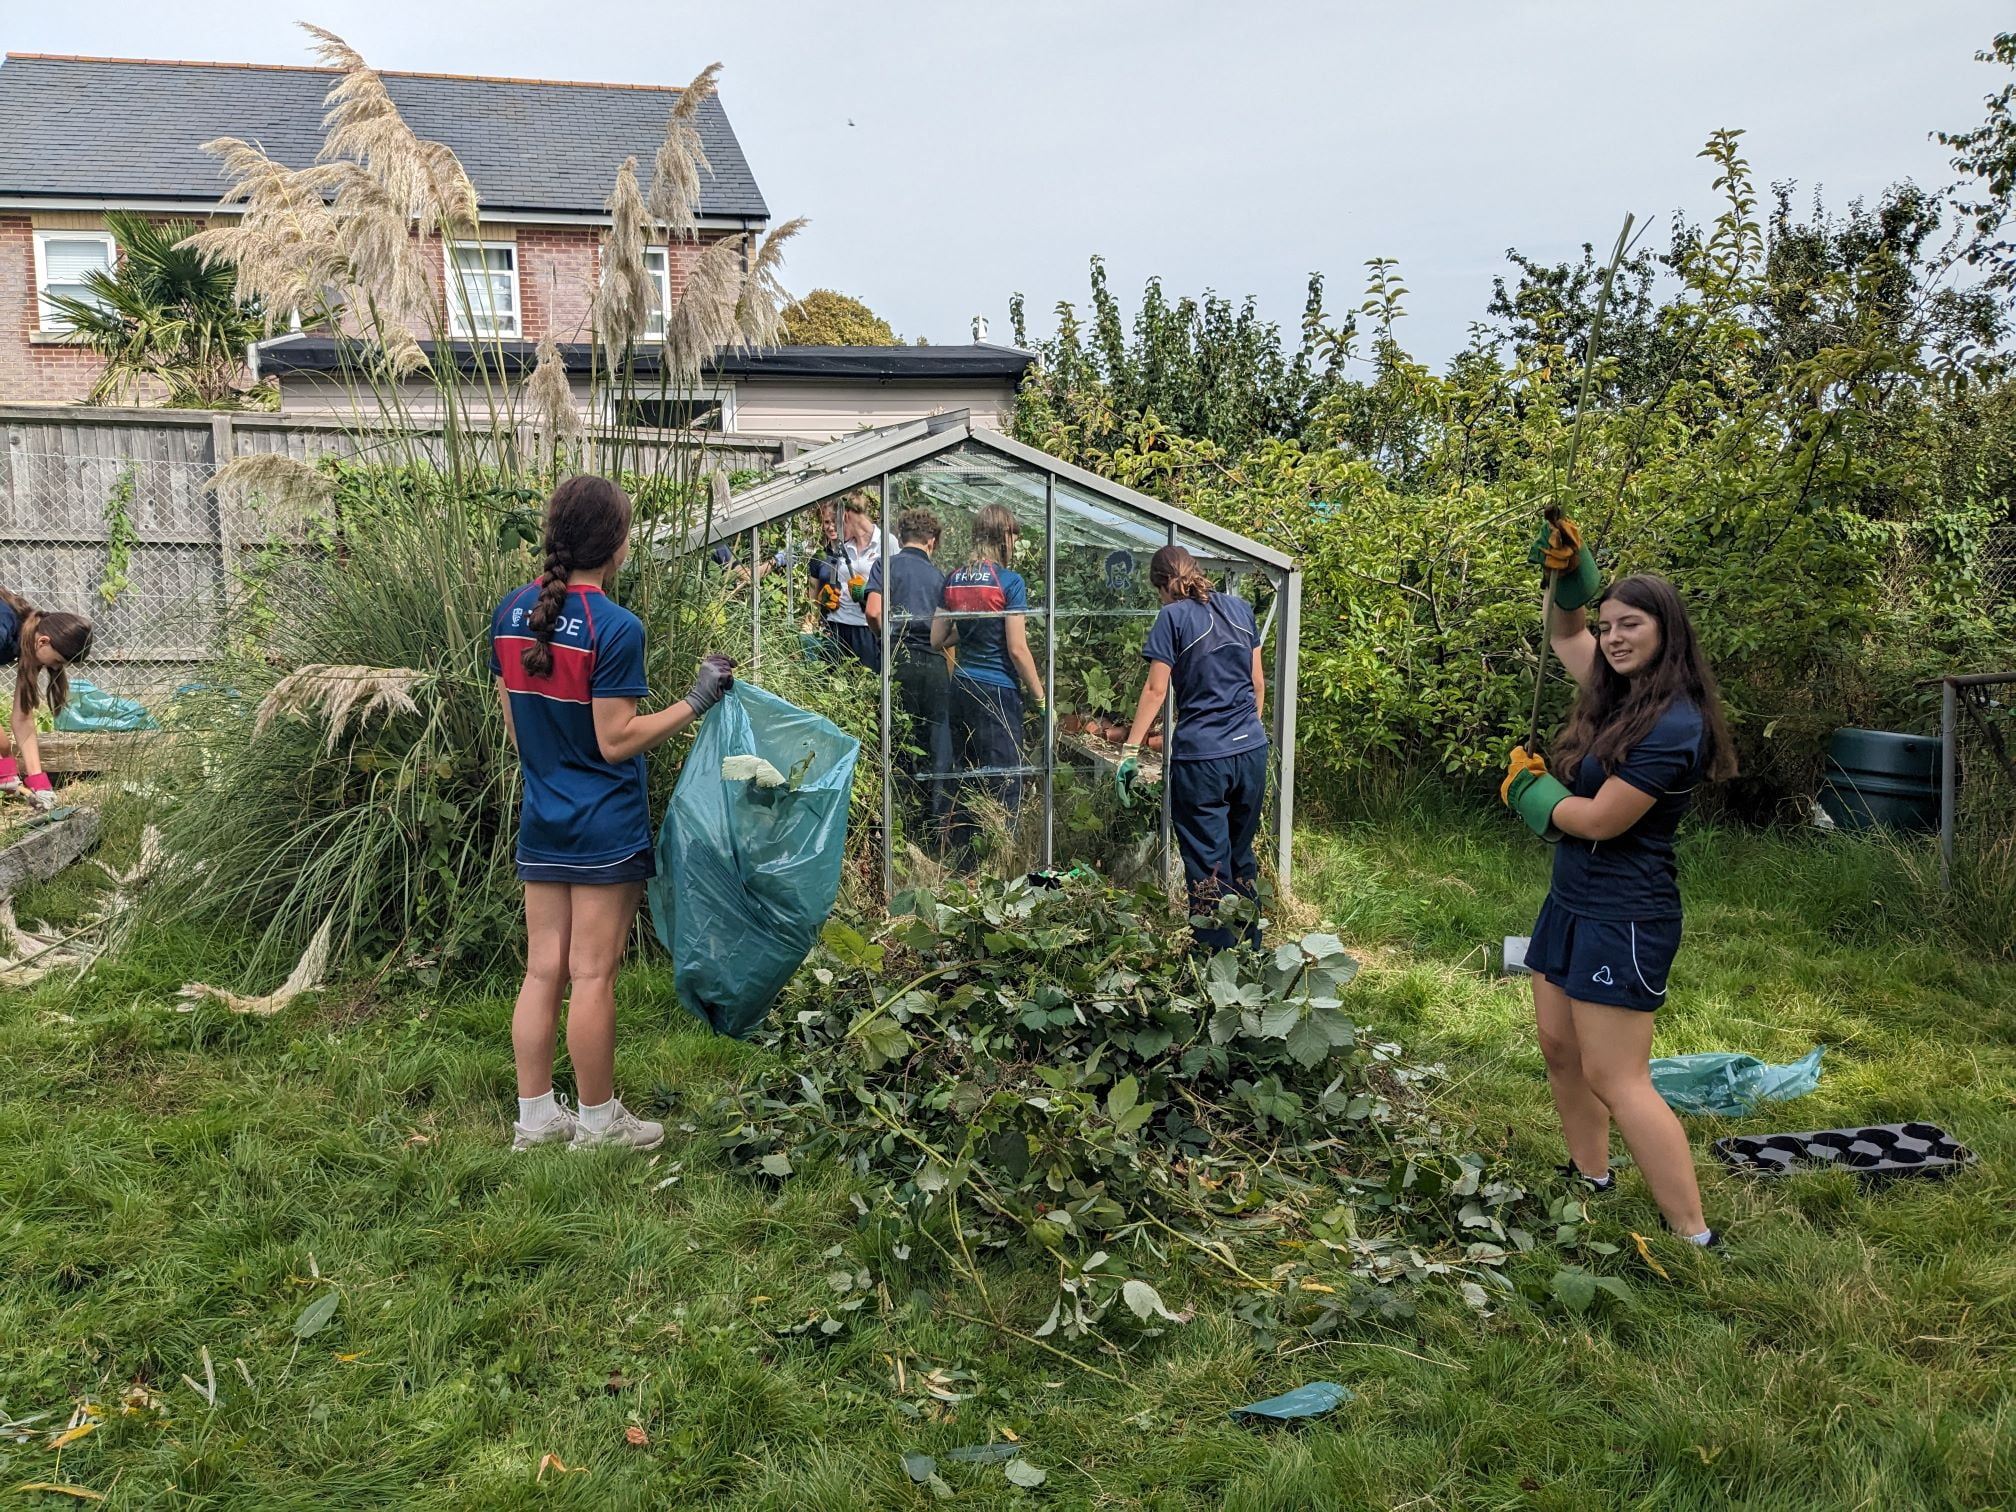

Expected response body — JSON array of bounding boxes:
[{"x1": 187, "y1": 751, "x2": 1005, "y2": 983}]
[
  {"x1": 1119, "y1": 545, "x2": 1268, "y2": 953},
  {"x1": 0, "y1": 588, "x2": 93, "y2": 813},
  {"x1": 1499, "y1": 527, "x2": 1737, "y2": 1249},
  {"x1": 490, "y1": 476, "x2": 735, "y2": 1153}
]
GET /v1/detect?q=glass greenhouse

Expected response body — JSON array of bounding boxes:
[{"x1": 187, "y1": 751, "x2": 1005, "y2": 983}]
[{"x1": 701, "y1": 412, "x2": 1301, "y2": 900}]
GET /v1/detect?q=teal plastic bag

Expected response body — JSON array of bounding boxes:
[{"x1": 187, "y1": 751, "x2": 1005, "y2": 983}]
[
  {"x1": 648, "y1": 683, "x2": 859, "y2": 1039},
  {"x1": 53, "y1": 679, "x2": 157, "y2": 732},
  {"x1": 1650, "y1": 1046, "x2": 1825, "y2": 1117}
]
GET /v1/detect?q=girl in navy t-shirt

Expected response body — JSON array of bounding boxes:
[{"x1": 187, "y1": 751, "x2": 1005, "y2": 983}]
[
  {"x1": 1119, "y1": 545, "x2": 1268, "y2": 953},
  {"x1": 1499, "y1": 549, "x2": 1737, "y2": 1249},
  {"x1": 0, "y1": 587, "x2": 92, "y2": 812},
  {"x1": 489, "y1": 476, "x2": 735, "y2": 1154}
]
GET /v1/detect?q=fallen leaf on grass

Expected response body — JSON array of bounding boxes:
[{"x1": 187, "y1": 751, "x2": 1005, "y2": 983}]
[
  {"x1": 10, "y1": 1484, "x2": 105, "y2": 1502},
  {"x1": 44, "y1": 1422, "x2": 97, "y2": 1450},
  {"x1": 1629, "y1": 1231, "x2": 1672, "y2": 1280},
  {"x1": 624, "y1": 1426, "x2": 648, "y2": 1448},
  {"x1": 294, "y1": 1292, "x2": 339, "y2": 1339},
  {"x1": 1004, "y1": 1458, "x2": 1047, "y2": 1487},
  {"x1": 334, "y1": 1352, "x2": 369, "y2": 1364},
  {"x1": 535, "y1": 1454, "x2": 587, "y2": 1481}
]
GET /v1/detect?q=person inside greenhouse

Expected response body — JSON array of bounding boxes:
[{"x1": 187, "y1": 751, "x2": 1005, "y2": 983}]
[
  {"x1": 1116, "y1": 546, "x2": 1268, "y2": 952},
  {"x1": 933, "y1": 502, "x2": 1045, "y2": 860},
  {"x1": 490, "y1": 475, "x2": 736, "y2": 1155},
  {"x1": 809, "y1": 491, "x2": 883, "y2": 670},
  {"x1": 0, "y1": 586, "x2": 93, "y2": 813},
  {"x1": 864, "y1": 507, "x2": 953, "y2": 836},
  {"x1": 1498, "y1": 517, "x2": 1735, "y2": 1249}
]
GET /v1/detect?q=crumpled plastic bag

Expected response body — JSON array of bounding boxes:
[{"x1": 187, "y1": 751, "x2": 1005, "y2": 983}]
[
  {"x1": 54, "y1": 679, "x2": 157, "y2": 732},
  {"x1": 648, "y1": 683, "x2": 858, "y2": 1039},
  {"x1": 1650, "y1": 1046, "x2": 1825, "y2": 1117}
]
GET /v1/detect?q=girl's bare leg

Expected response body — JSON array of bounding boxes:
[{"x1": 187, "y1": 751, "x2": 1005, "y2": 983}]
[
  {"x1": 1573, "y1": 998, "x2": 1708, "y2": 1235},
  {"x1": 563, "y1": 881, "x2": 644, "y2": 1108},
  {"x1": 1533, "y1": 974, "x2": 1612, "y2": 1176},
  {"x1": 513, "y1": 883, "x2": 572, "y2": 1098}
]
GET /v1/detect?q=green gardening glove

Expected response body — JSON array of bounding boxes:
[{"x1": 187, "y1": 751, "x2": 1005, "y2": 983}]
[
  {"x1": 1528, "y1": 516, "x2": 1602, "y2": 611},
  {"x1": 1115, "y1": 746, "x2": 1142, "y2": 809},
  {"x1": 1500, "y1": 745, "x2": 1569, "y2": 842}
]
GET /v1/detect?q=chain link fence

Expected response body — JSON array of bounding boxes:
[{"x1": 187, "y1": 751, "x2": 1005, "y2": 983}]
[
  {"x1": 1988, "y1": 524, "x2": 2016, "y2": 611},
  {"x1": 2, "y1": 447, "x2": 228, "y2": 701},
  {"x1": 1938, "y1": 671, "x2": 2016, "y2": 887}
]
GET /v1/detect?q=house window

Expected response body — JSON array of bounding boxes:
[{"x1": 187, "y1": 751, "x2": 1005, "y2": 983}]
[
  {"x1": 642, "y1": 247, "x2": 673, "y2": 340},
  {"x1": 34, "y1": 230, "x2": 117, "y2": 331},
  {"x1": 445, "y1": 240, "x2": 518, "y2": 338}
]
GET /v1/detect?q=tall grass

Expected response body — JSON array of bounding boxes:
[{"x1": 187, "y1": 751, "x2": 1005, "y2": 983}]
[{"x1": 145, "y1": 24, "x2": 804, "y2": 980}]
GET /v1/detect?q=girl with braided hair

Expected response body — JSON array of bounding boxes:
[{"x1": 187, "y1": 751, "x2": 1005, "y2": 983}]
[
  {"x1": 489, "y1": 476, "x2": 736, "y2": 1153},
  {"x1": 0, "y1": 587, "x2": 93, "y2": 813}
]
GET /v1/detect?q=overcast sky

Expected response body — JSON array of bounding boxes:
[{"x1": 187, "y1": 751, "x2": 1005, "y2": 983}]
[{"x1": 6, "y1": 2, "x2": 2010, "y2": 361}]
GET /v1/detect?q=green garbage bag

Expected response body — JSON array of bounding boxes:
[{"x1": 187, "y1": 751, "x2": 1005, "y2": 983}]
[
  {"x1": 648, "y1": 683, "x2": 859, "y2": 1039},
  {"x1": 53, "y1": 679, "x2": 157, "y2": 732},
  {"x1": 1650, "y1": 1046, "x2": 1825, "y2": 1117}
]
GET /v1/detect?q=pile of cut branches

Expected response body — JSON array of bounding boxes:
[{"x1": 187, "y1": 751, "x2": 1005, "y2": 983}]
[{"x1": 723, "y1": 875, "x2": 1547, "y2": 1352}]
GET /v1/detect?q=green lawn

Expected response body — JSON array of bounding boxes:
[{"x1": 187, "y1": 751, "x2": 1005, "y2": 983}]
[{"x1": 2, "y1": 797, "x2": 2011, "y2": 1509}]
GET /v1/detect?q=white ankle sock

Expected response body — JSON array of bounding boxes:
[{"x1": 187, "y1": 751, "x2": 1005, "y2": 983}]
[
  {"x1": 517, "y1": 1090, "x2": 558, "y2": 1126},
  {"x1": 579, "y1": 1097, "x2": 617, "y2": 1133},
  {"x1": 1685, "y1": 1229, "x2": 1715, "y2": 1246}
]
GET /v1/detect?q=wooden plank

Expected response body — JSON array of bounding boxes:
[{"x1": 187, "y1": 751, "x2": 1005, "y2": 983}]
[{"x1": 0, "y1": 806, "x2": 101, "y2": 897}]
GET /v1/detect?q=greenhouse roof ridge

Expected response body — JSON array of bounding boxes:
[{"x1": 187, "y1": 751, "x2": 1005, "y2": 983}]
[{"x1": 692, "y1": 414, "x2": 1293, "y2": 573}]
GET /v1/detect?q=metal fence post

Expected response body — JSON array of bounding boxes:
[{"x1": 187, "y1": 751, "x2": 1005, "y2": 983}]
[
  {"x1": 1940, "y1": 676, "x2": 1957, "y2": 891},
  {"x1": 1275, "y1": 568, "x2": 1302, "y2": 893}
]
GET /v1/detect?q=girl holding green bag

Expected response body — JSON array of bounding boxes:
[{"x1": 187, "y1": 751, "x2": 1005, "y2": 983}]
[{"x1": 1498, "y1": 519, "x2": 1737, "y2": 1248}]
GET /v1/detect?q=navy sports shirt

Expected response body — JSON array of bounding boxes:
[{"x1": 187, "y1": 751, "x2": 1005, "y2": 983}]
[
  {"x1": 1142, "y1": 594, "x2": 1268, "y2": 763},
  {"x1": 940, "y1": 561, "x2": 1027, "y2": 690},
  {"x1": 865, "y1": 546, "x2": 945, "y2": 653},
  {"x1": 489, "y1": 583, "x2": 653, "y2": 868},
  {"x1": 0, "y1": 597, "x2": 17, "y2": 666},
  {"x1": 1548, "y1": 699, "x2": 1706, "y2": 922}
]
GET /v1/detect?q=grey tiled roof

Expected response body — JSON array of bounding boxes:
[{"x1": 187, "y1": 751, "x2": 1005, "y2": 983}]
[{"x1": 0, "y1": 53, "x2": 768, "y2": 220}]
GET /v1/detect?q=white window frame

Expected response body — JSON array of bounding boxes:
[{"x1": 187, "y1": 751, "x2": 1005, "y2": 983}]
[
  {"x1": 444, "y1": 238, "x2": 519, "y2": 339},
  {"x1": 642, "y1": 246, "x2": 675, "y2": 341},
  {"x1": 32, "y1": 229, "x2": 118, "y2": 333}
]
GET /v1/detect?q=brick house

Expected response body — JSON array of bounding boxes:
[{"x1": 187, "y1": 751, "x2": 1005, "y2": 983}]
[
  {"x1": 0, "y1": 51, "x2": 769, "y2": 404},
  {"x1": 0, "y1": 53, "x2": 1033, "y2": 439}
]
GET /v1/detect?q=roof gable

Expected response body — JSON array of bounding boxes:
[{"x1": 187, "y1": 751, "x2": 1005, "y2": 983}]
[{"x1": 0, "y1": 53, "x2": 768, "y2": 220}]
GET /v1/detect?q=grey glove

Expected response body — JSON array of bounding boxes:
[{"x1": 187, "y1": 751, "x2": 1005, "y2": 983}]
[
  {"x1": 685, "y1": 653, "x2": 736, "y2": 717},
  {"x1": 772, "y1": 544, "x2": 800, "y2": 572}
]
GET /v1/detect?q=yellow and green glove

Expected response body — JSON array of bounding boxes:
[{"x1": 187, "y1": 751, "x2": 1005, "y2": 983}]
[
  {"x1": 1529, "y1": 515, "x2": 1602, "y2": 611},
  {"x1": 1500, "y1": 745, "x2": 1568, "y2": 841}
]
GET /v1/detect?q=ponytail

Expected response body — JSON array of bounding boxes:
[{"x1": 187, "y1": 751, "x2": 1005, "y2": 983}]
[
  {"x1": 1149, "y1": 545, "x2": 1212, "y2": 604},
  {"x1": 520, "y1": 475, "x2": 634, "y2": 679},
  {"x1": 2, "y1": 588, "x2": 92, "y2": 717}
]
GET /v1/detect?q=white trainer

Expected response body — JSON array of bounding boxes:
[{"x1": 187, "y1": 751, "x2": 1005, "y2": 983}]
[
  {"x1": 511, "y1": 1094, "x2": 579, "y2": 1152},
  {"x1": 570, "y1": 1099, "x2": 664, "y2": 1152}
]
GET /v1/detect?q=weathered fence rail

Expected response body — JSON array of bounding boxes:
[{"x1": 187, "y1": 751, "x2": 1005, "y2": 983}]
[{"x1": 1, "y1": 404, "x2": 784, "y2": 698}]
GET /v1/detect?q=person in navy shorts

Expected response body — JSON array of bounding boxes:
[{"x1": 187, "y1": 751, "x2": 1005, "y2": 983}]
[
  {"x1": 490, "y1": 476, "x2": 735, "y2": 1153},
  {"x1": 1117, "y1": 545, "x2": 1268, "y2": 953},
  {"x1": 1499, "y1": 526, "x2": 1738, "y2": 1249}
]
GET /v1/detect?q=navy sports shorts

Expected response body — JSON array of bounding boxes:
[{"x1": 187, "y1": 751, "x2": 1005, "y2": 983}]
[
  {"x1": 1525, "y1": 895, "x2": 1680, "y2": 1013},
  {"x1": 516, "y1": 848, "x2": 655, "y2": 886}
]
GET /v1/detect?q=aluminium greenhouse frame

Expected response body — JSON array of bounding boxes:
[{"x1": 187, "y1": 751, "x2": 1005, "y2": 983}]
[{"x1": 694, "y1": 411, "x2": 1302, "y2": 900}]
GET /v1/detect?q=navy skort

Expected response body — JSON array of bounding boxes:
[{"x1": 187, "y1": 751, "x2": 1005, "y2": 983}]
[
  {"x1": 516, "y1": 848, "x2": 656, "y2": 886},
  {"x1": 1525, "y1": 895, "x2": 1679, "y2": 1013}
]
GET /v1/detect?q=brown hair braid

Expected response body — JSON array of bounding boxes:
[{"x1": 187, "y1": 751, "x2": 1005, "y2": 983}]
[
  {"x1": 1149, "y1": 544, "x2": 1212, "y2": 604},
  {"x1": 2, "y1": 587, "x2": 92, "y2": 717},
  {"x1": 521, "y1": 476, "x2": 634, "y2": 678}
]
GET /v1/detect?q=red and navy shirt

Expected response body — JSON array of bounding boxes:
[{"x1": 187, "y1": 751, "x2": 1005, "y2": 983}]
[
  {"x1": 939, "y1": 561, "x2": 1027, "y2": 689},
  {"x1": 489, "y1": 583, "x2": 652, "y2": 868}
]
